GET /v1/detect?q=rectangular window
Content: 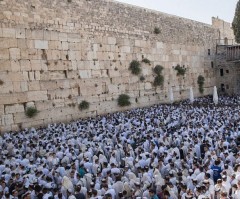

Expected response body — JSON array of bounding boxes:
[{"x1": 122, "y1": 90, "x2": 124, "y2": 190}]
[
  {"x1": 226, "y1": 70, "x2": 229, "y2": 74},
  {"x1": 220, "y1": 69, "x2": 224, "y2": 76},
  {"x1": 211, "y1": 61, "x2": 214, "y2": 68},
  {"x1": 221, "y1": 84, "x2": 225, "y2": 92},
  {"x1": 208, "y1": 49, "x2": 211, "y2": 55}
]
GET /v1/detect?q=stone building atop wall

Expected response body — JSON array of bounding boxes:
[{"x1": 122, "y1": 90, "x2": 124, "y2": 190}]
[
  {"x1": 212, "y1": 17, "x2": 240, "y2": 94},
  {"x1": 0, "y1": 0, "x2": 238, "y2": 132}
]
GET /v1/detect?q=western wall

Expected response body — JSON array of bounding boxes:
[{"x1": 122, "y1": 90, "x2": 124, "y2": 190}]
[{"x1": 0, "y1": 0, "x2": 233, "y2": 132}]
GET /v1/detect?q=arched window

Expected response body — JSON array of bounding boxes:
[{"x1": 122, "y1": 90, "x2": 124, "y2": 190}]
[{"x1": 224, "y1": 37, "x2": 228, "y2": 45}]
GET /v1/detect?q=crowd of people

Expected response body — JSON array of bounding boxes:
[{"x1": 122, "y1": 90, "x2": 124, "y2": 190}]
[{"x1": 0, "y1": 96, "x2": 240, "y2": 199}]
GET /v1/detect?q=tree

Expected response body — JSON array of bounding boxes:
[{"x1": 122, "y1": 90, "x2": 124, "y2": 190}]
[{"x1": 233, "y1": 0, "x2": 240, "y2": 43}]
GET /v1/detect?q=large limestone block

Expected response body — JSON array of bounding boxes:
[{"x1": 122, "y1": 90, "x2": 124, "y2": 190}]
[
  {"x1": 108, "y1": 84, "x2": 118, "y2": 94},
  {"x1": 0, "y1": 49, "x2": 9, "y2": 59},
  {"x1": 0, "y1": 38, "x2": 17, "y2": 48},
  {"x1": 108, "y1": 37, "x2": 116, "y2": 45},
  {"x1": 21, "y1": 81, "x2": 28, "y2": 92},
  {"x1": 0, "y1": 60, "x2": 10, "y2": 72},
  {"x1": 5, "y1": 104, "x2": 24, "y2": 114},
  {"x1": 59, "y1": 33, "x2": 68, "y2": 41},
  {"x1": 108, "y1": 69, "x2": 120, "y2": 78},
  {"x1": 28, "y1": 81, "x2": 40, "y2": 91},
  {"x1": 27, "y1": 91, "x2": 48, "y2": 101},
  {"x1": 34, "y1": 40, "x2": 48, "y2": 49},
  {"x1": 2, "y1": 114, "x2": 14, "y2": 126},
  {"x1": 0, "y1": 81, "x2": 13, "y2": 94},
  {"x1": 16, "y1": 29, "x2": 26, "y2": 39},
  {"x1": 79, "y1": 70, "x2": 91, "y2": 79},
  {"x1": 40, "y1": 81, "x2": 58, "y2": 90},
  {"x1": 9, "y1": 48, "x2": 20, "y2": 60},
  {"x1": 31, "y1": 30, "x2": 44, "y2": 40},
  {"x1": 91, "y1": 70, "x2": 102, "y2": 78},
  {"x1": 2, "y1": 28, "x2": 15, "y2": 38},
  {"x1": 11, "y1": 60, "x2": 20, "y2": 72},
  {"x1": 0, "y1": 93, "x2": 27, "y2": 105},
  {"x1": 144, "y1": 82, "x2": 152, "y2": 90},
  {"x1": 120, "y1": 46, "x2": 131, "y2": 53}
]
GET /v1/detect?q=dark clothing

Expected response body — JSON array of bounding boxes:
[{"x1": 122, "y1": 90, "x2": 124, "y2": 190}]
[{"x1": 75, "y1": 193, "x2": 86, "y2": 199}]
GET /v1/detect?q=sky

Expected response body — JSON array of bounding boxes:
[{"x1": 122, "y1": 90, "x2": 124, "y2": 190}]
[{"x1": 116, "y1": 0, "x2": 238, "y2": 25}]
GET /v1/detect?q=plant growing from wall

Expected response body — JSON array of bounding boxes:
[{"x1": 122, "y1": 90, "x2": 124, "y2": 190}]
[
  {"x1": 78, "y1": 100, "x2": 90, "y2": 111},
  {"x1": 129, "y1": 60, "x2": 141, "y2": 75},
  {"x1": 153, "y1": 65, "x2": 164, "y2": 87},
  {"x1": 174, "y1": 64, "x2": 186, "y2": 76},
  {"x1": 117, "y1": 94, "x2": 131, "y2": 107},
  {"x1": 153, "y1": 75, "x2": 164, "y2": 87},
  {"x1": 25, "y1": 107, "x2": 38, "y2": 118},
  {"x1": 142, "y1": 58, "x2": 151, "y2": 65},
  {"x1": 154, "y1": 27, "x2": 161, "y2": 34},
  {"x1": 197, "y1": 75, "x2": 205, "y2": 94},
  {"x1": 153, "y1": 65, "x2": 164, "y2": 75}
]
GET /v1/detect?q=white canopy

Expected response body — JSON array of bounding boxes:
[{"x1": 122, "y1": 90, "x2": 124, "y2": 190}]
[
  {"x1": 189, "y1": 87, "x2": 194, "y2": 104},
  {"x1": 169, "y1": 87, "x2": 174, "y2": 104},
  {"x1": 213, "y1": 86, "x2": 218, "y2": 105}
]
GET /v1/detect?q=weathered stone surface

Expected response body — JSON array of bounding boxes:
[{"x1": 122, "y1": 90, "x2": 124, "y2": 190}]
[
  {"x1": 0, "y1": 0, "x2": 234, "y2": 131},
  {"x1": 34, "y1": 40, "x2": 48, "y2": 49}
]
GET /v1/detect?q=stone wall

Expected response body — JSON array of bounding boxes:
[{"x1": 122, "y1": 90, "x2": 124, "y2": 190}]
[
  {"x1": 212, "y1": 17, "x2": 235, "y2": 45},
  {"x1": 0, "y1": 0, "x2": 220, "y2": 132}
]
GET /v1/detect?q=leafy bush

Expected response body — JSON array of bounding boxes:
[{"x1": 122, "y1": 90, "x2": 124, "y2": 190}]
[
  {"x1": 197, "y1": 75, "x2": 205, "y2": 94},
  {"x1": 78, "y1": 100, "x2": 90, "y2": 111},
  {"x1": 153, "y1": 65, "x2": 164, "y2": 75},
  {"x1": 174, "y1": 64, "x2": 186, "y2": 76},
  {"x1": 129, "y1": 60, "x2": 141, "y2": 75},
  {"x1": 140, "y1": 75, "x2": 145, "y2": 82},
  {"x1": 153, "y1": 75, "x2": 164, "y2": 87},
  {"x1": 25, "y1": 107, "x2": 38, "y2": 118},
  {"x1": 154, "y1": 27, "x2": 161, "y2": 34},
  {"x1": 142, "y1": 58, "x2": 151, "y2": 64},
  {"x1": 117, "y1": 94, "x2": 131, "y2": 107}
]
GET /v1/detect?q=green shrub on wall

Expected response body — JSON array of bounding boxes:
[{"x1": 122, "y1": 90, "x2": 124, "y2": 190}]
[
  {"x1": 153, "y1": 75, "x2": 164, "y2": 87},
  {"x1": 197, "y1": 75, "x2": 205, "y2": 94},
  {"x1": 174, "y1": 64, "x2": 186, "y2": 76},
  {"x1": 153, "y1": 65, "x2": 164, "y2": 75},
  {"x1": 78, "y1": 100, "x2": 90, "y2": 111},
  {"x1": 129, "y1": 60, "x2": 141, "y2": 75},
  {"x1": 25, "y1": 107, "x2": 38, "y2": 118},
  {"x1": 117, "y1": 94, "x2": 131, "y2": 107},
  {"x1": 142, "y1": 58, "x2": 151, "y2": 65},
  {"x1": 154, "y1": 27, "x2": 161, "y2": 34},
  {"x1": 153, "y1": 65, "x2": 164, "y2": 87}
]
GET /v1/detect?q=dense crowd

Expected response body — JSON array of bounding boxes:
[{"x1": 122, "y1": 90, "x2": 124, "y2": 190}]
[{"x1": 0, "y1": 96, "x2": 240, "y2": 199}]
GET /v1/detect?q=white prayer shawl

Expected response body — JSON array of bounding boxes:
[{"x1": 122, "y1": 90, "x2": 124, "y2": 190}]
[{"x1": 62, "y1": 176, "x2": 74, "y2": 192}]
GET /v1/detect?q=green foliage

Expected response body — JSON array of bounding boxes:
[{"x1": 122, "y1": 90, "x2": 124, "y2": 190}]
[
  {"x1": 154, "y1": 27, "x2": 161, "y2": 34},
  {"x1": 174, "y1": 64, "x2": 186, "y2": 76},
  {"x1": 142, "y1": 58, "x2": 151, "y2": 64},
  {"x1": 78, "y1": 100, "x2": 90, "y2": 111},
  {"x1": 129, "y1": 60, "x2": 141, "y2": 75},
  {"x1": 233, "y1": 1, "x2": 240, "y2": 43},
  {"x1": 153, "y1": 75, "x2": 164, "y2": 87},
  {"x1": 153, "y1": 65, "x2": 164, "y2": 75},
  {"x1": 140, "y1": 75, "x2": 145, "y2": 82},
  {"x1": 117, "y1": 94, "x2": 131, "y2": 107},
  {"x1": 25, "y1": 107, "x2": 38, "y2": 118},
  {"x1": 197, "y1": 75, "x2": 205, "y2": 94}
]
